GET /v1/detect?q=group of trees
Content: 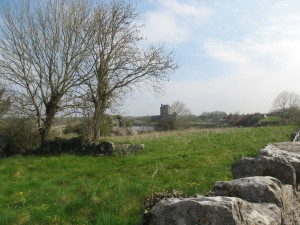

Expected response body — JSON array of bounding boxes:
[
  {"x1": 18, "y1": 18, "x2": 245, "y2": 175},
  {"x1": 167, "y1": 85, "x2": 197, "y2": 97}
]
[
  {"x1": 0, "y1": 0, "x2": 177, "y2": 146},
  {"x1": 271, "y1": 91, "x2": 300, "y2": 121}
]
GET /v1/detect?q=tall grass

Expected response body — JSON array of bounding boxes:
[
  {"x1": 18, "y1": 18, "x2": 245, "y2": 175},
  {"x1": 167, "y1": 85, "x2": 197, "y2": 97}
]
[{"x1": 0, "y1": 126, "x2": 295, "y2": 224}]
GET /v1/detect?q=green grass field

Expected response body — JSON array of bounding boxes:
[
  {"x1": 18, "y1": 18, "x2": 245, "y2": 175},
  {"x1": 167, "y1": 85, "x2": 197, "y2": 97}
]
[{"x1": 0, "y1": 126, "x2": 295, "y2": 225}]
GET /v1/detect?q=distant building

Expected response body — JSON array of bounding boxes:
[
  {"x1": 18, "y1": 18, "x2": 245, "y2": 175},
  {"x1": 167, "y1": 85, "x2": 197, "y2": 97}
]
[
  {"x1": 160, "y1": 104, "x2": 177, "y2": 121},
  {"x1": 150, "y1": 104, "x2": 177, "y2": 122}
]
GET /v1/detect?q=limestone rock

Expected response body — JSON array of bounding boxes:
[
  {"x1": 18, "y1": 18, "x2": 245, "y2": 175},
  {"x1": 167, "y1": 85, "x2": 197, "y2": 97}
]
[
  {"x1": 211, "y1": 176, "x2": 283, "y2": 206},
  {"x1": 211, "y1": 176, "x2": 300, "y2": 225},
  {"x1": 260, "y1": 143, "x2": 300, "y2": 187},
  {"x1": 151, "y1": 196, "x2": 281, "y2": 225},
  {"x1": 232, "y1": 156, "x2": 296, "y2": 188},
  {"x1": 281, "y1": 185, "x2": 300, "y2": 225},
  {"x1": 261, "y1": 142, "x2": 300, "y2": 155}
]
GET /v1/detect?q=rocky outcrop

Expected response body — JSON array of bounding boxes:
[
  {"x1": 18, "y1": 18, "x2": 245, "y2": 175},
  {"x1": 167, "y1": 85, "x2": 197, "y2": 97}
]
[
  {"x1": 232, "y1": 156, "x2": 296, "y2": 188},
  {"x1": 151, "y1": 176, "x2": 300, "y2": 225},
  {"x1": 211, "y1": 176, "x2": 300, "y2": 225},
  {"x1": 260, "y1": 143, "x2": 300, "y2": 188},
  {"x1": 149, "y1": 142, "x2": 300, "y2": 225},
  {"x1": 152, "y1": 195, "x2": 282, "y2": 225},
  {"x1": 212, "y1": 176, "x2": 283, "y2": 206},
  {"x1": 94, "y1": 141, "x2": 144, "y2": 156}
]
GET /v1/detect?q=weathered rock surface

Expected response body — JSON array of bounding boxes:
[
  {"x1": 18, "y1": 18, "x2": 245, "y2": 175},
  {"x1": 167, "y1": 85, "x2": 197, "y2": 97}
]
[
  {"x1": 211, "y1": 176, "x2": 300, "y2": 225},
  {"x1": 151, "y1": 176, "x2": 300, "y2": 225},
  {"x1": 260, "y1": 143, "x2": 300, "y2": 187},
  {"x1": 151, "y1": 196, "x2": 281, "y2": 225},
  {"x1": 271, "y1": 142, "x2": 300, "y2": 154},
  {"x1": 232, "y1": 156, "x2": 296, "y2": 188},
  {"x1": 211, "y1": 176, "x2": 283, "y2": 206}
]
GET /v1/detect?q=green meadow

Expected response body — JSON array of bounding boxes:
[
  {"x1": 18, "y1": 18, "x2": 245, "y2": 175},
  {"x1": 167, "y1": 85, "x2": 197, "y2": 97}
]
[{"x1": 0, "y1": 126, "x2": 295, "y2": 225}]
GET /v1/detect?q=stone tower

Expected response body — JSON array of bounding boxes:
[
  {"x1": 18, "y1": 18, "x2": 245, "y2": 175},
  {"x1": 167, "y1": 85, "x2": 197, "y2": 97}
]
[{"x1": 160, "y1": 104, "x2": 170, "y2": 119}]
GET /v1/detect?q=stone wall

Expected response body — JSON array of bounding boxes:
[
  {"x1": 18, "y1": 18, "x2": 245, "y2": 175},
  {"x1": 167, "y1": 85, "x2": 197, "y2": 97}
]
[{"x1": 149, "y1": 142, "x2": 300, "y2": 225}]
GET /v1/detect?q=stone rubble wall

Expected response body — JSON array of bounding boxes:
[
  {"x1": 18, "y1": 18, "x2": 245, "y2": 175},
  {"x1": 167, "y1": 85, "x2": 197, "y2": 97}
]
[{"x1": 150, "y1": 142, "x2": 300, "y2": 225}]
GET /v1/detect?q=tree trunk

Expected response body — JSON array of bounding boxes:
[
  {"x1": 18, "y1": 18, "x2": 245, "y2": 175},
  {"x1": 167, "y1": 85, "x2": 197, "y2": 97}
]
[
  {"x1": 92, "y1": 97, "x2": 106, "y2": 141},
  {"x1": 39, "y1": 100, "x2": 59, "y2": 148},
  {"x1": 91, "y1": 58, "x2": 109, "y2": 141},
  {"x1": 92, "y1": 106, "x2": 101, "y2": 141}
]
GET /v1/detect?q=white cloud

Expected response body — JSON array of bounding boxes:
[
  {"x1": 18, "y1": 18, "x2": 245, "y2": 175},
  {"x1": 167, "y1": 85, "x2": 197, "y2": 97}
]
[
  {"x1": 142, "y1": 11, "x2": 188, "y2": 43},
  {"x1": 141, "y1": 0, "x2": 213, "y2": 44},
  {"x1": 159, "y1": 0, "x2": 212, "y2": 20},
  {"x1": 202, "y1": 3, "x2": 300, "y2": 77},
  {"x1": 203, "y1": 37, "x2": 300, "y2": 72},
  {"x1": 203, "y1": 39, "x2": 249, "y2": 66},
  {"x1": 198, "y1": 12, "x2": 300, "y2": 114}
]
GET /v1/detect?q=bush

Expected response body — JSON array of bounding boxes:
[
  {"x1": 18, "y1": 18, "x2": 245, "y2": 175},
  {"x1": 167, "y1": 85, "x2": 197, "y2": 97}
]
[
  {"x1": 42, "y1": 136, "x2": 90, "y2": 154},
  {"x1": 63, "y1": 121, "x2": 84, "y2": 135},
  {"x1": 110, "y1": 127, "x2": 137, "y2": 136},
  {"x1": 228, "y1": 113, "x2": 263, "y2": 127},
  {"x1": 0, "y1": 118, "x2": 41, "y2": 155},
  {"x1": 156, "y1": 119, "x2": 177, "y2": 131},
  {"x1": 63, "y1": 116, "x2": 113, "y2": 140}
]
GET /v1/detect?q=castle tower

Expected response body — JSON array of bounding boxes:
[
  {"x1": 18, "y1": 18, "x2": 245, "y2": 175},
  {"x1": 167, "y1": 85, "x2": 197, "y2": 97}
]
[{"x1": 160, "y1": 104, "x2": 170, "y2": 119}]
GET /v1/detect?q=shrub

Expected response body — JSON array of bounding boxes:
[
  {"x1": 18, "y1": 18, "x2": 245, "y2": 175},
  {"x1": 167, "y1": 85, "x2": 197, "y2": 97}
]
[
  {"x1": 228, "y1": 113, "x2": 263, "y2": 127},
  {"x1": 65, "y1": 116, "x2": 113, "y2": 140},
  {"x1": 0, "y1": 118, "x2": 41, "y2": 155},
  {"x1": 156, "y1": 119, "x2": 177, "y2": 131},
  {"x1": 42, "y1": 136, "x2": 89, "y2": 154},
  {"x1": 63, "y1": 121, "x2": 84, "y2": 135},
  {"x1": 110, "y1": 127, "x2": 137, "y2": 136}
]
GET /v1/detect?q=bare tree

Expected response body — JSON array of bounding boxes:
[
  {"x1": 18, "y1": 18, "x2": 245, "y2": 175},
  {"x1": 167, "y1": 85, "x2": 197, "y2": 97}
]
[
  {"x1": 81, "y1": 1, "x2": 178, "y2": 140},
  {"x1": 0, "y1": 0, "x2": 93, "y2": 145},
  {"x1": 170, "y1": 101, "x2": 191, "y2": 117},
  {"x1": 272, "y1": 91, "x2": 300, "y2": 120}
]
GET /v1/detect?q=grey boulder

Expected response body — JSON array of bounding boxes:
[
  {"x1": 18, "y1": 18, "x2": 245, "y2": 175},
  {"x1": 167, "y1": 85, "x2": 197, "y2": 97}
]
[
  {"x1": 151, "y1": 196, "x2": 281, "y2": 225},
  {"x1": 232, "y1": 155, "x2": 296, "y2": 188}
]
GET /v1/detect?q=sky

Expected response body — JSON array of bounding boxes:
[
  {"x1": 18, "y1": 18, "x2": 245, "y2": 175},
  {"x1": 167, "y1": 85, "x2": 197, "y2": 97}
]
[
  {"x1": 1, "y1": 0, "x2": 300, "y2": 116},
  {"x1": 123, "y1": 0, "x2": 300, "y2": 116}
]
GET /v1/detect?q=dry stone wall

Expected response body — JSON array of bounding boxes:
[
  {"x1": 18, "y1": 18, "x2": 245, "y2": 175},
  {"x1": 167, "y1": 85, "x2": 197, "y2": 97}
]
[{"x1": 149, "y1": 142, "x2": 300, "y2": 225}]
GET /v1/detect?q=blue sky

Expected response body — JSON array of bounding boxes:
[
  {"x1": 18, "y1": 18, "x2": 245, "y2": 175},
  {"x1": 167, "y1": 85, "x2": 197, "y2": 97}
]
[
  {"x1": 124, "y1": 0, "x2": 300, "y2": 116},
  {"x1": 2, "y1": 0, "x2": 300, "y2": 116}
]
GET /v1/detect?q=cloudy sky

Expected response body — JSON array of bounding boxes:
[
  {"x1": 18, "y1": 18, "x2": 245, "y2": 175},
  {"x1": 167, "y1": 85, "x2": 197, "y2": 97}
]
[
  {"x1": 1, "y1": 0, "x2": 300, "y2": 116},
  {"x1": 123, "y1": 0, "x2": 300, "y2": 116}
]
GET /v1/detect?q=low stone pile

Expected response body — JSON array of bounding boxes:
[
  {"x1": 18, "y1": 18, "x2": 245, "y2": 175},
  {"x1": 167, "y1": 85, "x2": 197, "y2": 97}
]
[
  {"x1": 149, "y1": 142, "x2": 300, "y2": 225},
  {"x1": 93, "y1": 141, "x2": 144, "y2": 156}
]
